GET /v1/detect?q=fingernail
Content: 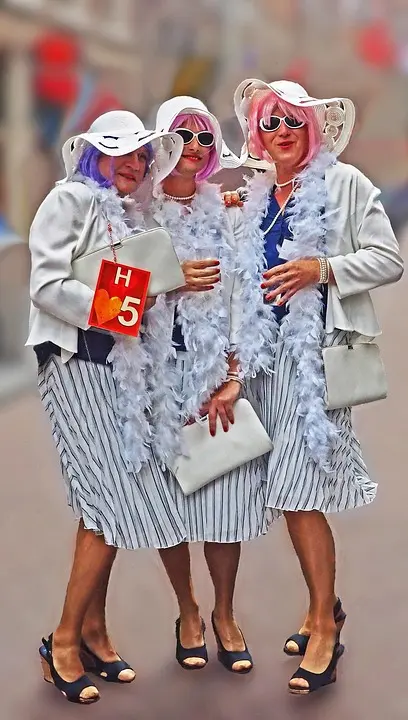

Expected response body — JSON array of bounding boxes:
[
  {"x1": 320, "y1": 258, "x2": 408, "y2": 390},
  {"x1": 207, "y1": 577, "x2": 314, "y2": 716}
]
[{"x1": 260, "y1": 283, "x2": 266, "y2": 289}]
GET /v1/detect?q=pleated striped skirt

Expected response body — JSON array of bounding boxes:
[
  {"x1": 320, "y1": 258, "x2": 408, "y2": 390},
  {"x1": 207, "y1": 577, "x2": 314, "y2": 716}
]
[
  {"x1": 248, "y1": 329, "x2": 377, "y2": 513},
  {"x1": 39, "y1": 354, "x2": 270, "y2": 550},
  {"x1": 150, "y1": 353, "x2": 272, "y2": 543}
]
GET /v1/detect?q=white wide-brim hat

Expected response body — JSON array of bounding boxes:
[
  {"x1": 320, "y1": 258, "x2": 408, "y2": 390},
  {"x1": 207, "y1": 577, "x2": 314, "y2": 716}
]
[
  {"x1": 155, "y1": 95, "x2": 242, "y2": 177},
  {"x1": 61, "y1": 110, "x2": 184, "y2": 185},
  {"x1": 233, "y1": 79, "x2": 356, "y2": 170}
]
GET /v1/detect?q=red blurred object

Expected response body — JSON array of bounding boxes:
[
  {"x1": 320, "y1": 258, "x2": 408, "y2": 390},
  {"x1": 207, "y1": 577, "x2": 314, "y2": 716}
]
[
  {"x1": 34, "y1": 32, "x2": 79, "y2": 65},
  {"x1": 356, "y1": 20, "x2": 396, "y2": 69},
  {"x1": 34, "y1": 32, "x2": 79, "y2": 106},
  {"x1": 34, "y1": 72, "x2": 78, "y2": 106}
]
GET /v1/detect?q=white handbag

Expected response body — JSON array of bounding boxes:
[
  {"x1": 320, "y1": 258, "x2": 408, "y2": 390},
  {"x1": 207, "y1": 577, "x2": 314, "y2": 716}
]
[
  {"x1": 169, "y1": 398, "x2": 273, "y2": 495},
  {"x1": 322, "y1": 340, "x2": 388, "y2": 410},
  {"x1": 72, "y1": 227, "x2": 185, "y2": 296}
]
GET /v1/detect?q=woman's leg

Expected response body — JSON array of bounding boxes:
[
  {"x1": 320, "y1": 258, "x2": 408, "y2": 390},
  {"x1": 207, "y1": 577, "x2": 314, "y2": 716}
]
[
  {"x1": 204, "y1": 542, "x2": 251, "y2": 671},
  {"x1": 159, "y1": 542, "x2": 205, "y2": 668},
  {"x1": 51, "y1": 521, "x2": 118, "y2": 691},
  {"x1": 81, "y1": 549, "x2": 135, "y2": 681},
  {"x1": 284, "y1": 510, "x2": 338, "y2": 691}
]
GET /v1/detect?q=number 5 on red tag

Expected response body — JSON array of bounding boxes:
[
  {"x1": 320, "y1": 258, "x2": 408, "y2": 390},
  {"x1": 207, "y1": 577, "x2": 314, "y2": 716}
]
[{"x1": 89, "y1": 259, "x2": 151, "y2": 338}]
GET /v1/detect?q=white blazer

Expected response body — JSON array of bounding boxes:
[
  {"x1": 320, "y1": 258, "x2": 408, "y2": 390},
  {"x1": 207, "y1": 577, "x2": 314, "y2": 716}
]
[
  {"x1": 323, "y1": 162, "x2": 403, "y2": 336},
  {"x1": 27, "y1": 182, "x2": 117, "y2": 361}
]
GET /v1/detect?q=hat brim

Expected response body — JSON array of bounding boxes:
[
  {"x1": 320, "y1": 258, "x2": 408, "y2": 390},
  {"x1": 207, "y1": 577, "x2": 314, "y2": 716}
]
[
  {"x1": 234, "y1": 78, "x2": 355, "y2": 167},
  {"x1": 61, "y1": 129, "x2": 184, "y2": 185}
]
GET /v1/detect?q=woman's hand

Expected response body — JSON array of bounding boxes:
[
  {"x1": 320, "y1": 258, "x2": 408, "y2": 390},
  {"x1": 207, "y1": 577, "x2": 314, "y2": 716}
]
[
  {"x1": 261, "y1": 258, "x2": 320, "y2": 304},
  {"x1": 199, "y1": 380, "x2": 241, "y2": 436},
  {"x1": 223, "y1": 191, "x2": 243, "y2": 208},
  {"x1": 181, "y1": 258, "x2": 220, "y2": 292}
]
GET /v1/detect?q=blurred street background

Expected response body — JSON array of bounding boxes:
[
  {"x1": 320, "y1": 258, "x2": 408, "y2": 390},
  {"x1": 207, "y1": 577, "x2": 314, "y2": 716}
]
[{"x1": 0, "y1": 1, "x2": 408, "y2": 718}]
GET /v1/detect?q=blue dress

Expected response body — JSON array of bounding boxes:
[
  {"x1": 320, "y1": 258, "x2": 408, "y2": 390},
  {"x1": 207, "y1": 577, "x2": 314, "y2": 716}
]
[
  {"x1": 261, "y1": 193, "x2": 328, "y2": 322},
  {"x1": 260, "y1": 193, "x2": 292, "y2": 323}
]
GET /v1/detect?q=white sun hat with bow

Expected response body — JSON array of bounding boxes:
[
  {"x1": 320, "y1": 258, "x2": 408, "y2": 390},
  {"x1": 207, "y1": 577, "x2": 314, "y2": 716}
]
[{"x1": 233, "y1": 78, "x2": 356, "y2": 170}]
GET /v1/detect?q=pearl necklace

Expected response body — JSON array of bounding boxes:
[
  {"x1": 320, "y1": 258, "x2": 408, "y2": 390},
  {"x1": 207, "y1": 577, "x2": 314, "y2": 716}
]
[
  {"x1": 164, "y1": 191, "x2": 196, "y2": 202},
  {"x1": 275, "y1": 178, "x2": 295, "y2": 189}
]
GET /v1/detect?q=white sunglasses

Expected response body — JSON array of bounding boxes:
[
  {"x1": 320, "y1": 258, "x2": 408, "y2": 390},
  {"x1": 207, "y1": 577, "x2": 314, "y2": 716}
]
[
  {"x1": 174, "y1": 128, "x2": 215, "y2": 147},
  {"x1": 259, "y1": 115, "x2": 305, "y2": 132}
]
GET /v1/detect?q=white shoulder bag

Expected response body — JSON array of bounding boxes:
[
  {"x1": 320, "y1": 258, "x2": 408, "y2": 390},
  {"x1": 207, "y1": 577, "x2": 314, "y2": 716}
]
[
  {"x1": 322, "y1": 338, "x2": 388, "y2": 410},
  {"x1": 72, "y1": 226, "x2": 185, "y2": 297},
  {"x1": 169, "y1": 398, "x2": 273, "y2": 495}
]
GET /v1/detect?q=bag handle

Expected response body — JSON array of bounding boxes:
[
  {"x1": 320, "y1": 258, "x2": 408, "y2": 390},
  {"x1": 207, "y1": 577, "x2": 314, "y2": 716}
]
[{"x1": 107, "y1": 222, "x2": 119, "y2": 264}]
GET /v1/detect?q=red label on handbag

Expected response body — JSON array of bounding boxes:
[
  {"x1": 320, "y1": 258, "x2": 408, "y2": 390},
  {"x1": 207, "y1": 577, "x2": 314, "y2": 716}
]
[{"x1": 89, "y1": 259, "x2": 151, "y2": 337}]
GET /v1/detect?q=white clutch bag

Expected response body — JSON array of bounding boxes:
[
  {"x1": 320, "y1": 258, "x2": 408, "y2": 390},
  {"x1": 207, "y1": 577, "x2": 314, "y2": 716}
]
[
  {"x1": 72, "y1": 227, "x2": 185, "y2": 296},
  {"x1": 322, "y1": 341, "x2": 388, "y2": 410},
  {"x1": 169, "y1": 398, "x2": 273, "y2": 496}
]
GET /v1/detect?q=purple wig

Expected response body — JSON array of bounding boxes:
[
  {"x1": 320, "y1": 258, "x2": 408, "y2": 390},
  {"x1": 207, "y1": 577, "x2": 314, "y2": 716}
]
[
  {"x1": 169, "y1": 113, "x2": 220, "y2": 181},
  {"x1": 77, "y1": 142, "x2": 154, "y2": 187}
]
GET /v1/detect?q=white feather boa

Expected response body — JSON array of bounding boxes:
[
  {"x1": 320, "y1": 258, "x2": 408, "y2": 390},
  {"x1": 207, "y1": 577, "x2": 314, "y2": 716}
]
[
  {"x1": 148, "y1": 182, "x2": 234, "y2": 464},
  {"x1": 241, "y1": 149, "x2": 339, "y2": 469},
  {"x1": 73, "y1": 175, "x2": 154, "y2": 472},
  {"x1": 233, "y1": 173, "x2": 279, "y2": 376}
]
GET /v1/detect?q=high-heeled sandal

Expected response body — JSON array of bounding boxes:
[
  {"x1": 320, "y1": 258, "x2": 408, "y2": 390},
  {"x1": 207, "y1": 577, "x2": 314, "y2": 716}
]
[
  {"x1": 288, "y1": 641, "x2": 345, "y2": 694},
  {"x1": 283, "y1": 598, "x2": 347, "y2": 657},
  {"x1": 175, "y1": 617, "x2": 208, "y2": 670},
  {"x1": 80, "y1": 640, "x2": 136, "y2": 683},
  {"x1": 39, "y1": 635, "x2": 100, "y2": 704},
  {"x1": 211, "y1": 613, "x2": 253, "y2": 674}
]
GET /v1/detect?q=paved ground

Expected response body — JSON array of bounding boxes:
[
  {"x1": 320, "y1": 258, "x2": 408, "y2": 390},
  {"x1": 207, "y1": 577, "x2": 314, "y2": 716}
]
[{"x1": 1, "y1": 231, "x2": 407, "y2": 720}]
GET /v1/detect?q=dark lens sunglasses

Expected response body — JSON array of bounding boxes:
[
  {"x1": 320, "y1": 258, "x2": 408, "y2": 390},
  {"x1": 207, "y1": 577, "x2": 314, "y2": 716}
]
[
  {"x1": 259, "y1": 116, "x2": 305, "y2": 132},
  {"x1": 175, "y1": 128, "x2": 215, "y2": 147}
]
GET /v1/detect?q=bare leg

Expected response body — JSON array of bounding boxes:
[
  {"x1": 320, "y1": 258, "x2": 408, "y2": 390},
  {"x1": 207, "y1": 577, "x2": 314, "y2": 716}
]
[
  {"x1": 50, "y1": 521, "x2": 117, "y2": 700},
  {"x1": 158, "y1": 543, "x2": 205, "y2": 668},
  {"x1": 81, "y1": 552, "x2": 135, "y2": 682},
  {"x1": 284, "y1": 510, "x2": 338, "y2": 692},
  {"x1": 204, "y1": 542, "x2": 251, "y2": 672}
]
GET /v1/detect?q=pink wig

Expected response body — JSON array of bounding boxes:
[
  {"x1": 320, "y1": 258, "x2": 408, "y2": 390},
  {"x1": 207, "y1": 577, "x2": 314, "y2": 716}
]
[
  {"x1": 169, "y1": 112, "x2": 220, "y2": 181},
  {"x1": 248, "y1": 90, "x2": 323, "y2": 167}
]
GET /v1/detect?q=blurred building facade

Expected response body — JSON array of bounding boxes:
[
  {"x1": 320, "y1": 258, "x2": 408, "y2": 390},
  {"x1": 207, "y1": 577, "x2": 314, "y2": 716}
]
[
  {"x1": 0, "y1": 0, "x2": 407, "y2": 235},
  {"x1": 0, "y1": 0, "x2": 148, "y2": 236}
]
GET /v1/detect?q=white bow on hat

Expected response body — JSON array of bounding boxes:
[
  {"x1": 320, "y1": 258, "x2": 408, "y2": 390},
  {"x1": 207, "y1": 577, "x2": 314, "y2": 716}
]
[
  {"x1": 233, "y1": 79, "x2": 356, "y2": 170},
  {"x1": 61, "y1": 110, "x2": 184, "y2": 185},
  {"x1": 155, "y1": 96, "x2": 242, "y2": 176}
]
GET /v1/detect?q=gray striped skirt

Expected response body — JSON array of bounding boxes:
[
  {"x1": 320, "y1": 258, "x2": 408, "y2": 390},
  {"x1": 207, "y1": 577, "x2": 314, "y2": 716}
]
[
  {"x1": 39, "y1": 354, "x2": 270, "y2": 550},
  {"x1": 150, "y1": 353, "x2": 271, "y2": 543},
  {"x1": 248, "y1": 329, "x2": 377, "y2": 513}
]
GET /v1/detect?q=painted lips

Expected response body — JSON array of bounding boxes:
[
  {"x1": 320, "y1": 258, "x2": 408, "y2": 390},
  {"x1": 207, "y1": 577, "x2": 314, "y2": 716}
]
[{"x1": 119, "y1": 173, "x2": 138, "y2": 181}]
